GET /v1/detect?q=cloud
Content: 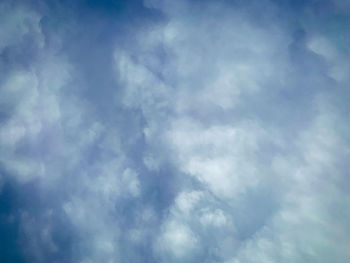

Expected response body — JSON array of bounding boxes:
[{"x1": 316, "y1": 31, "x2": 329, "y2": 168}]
[
  {"x1": 0, "y1": 0, "x2": 349, "y2": 262},
  {"x1": 116, "y1": 0, "x2": 350, "y2": 262},
  {"x1": 155, "y1": 220, "x2": 199, "y2": 261}
]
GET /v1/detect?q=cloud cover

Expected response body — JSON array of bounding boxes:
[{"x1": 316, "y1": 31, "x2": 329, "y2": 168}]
[{"x1": 0, "y1": 0, "x2": 349, "y2": 262}]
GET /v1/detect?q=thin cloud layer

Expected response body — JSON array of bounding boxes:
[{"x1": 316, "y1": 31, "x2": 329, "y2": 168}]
[{"x1": 0, "y1": 0, "x2": 349, "y2": 262}]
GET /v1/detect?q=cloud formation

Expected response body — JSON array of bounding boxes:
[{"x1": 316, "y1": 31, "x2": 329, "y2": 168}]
[{"x1": 0, "y1": 0, "x2": 349, "y2": 262}]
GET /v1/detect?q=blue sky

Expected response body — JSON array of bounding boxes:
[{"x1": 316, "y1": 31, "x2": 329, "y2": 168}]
[{"x1": 0, "y1": 0, "x2": 349, "y2": 262}]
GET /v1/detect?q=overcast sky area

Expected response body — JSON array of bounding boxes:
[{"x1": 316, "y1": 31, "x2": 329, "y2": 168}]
[{"x1": 0, "y1": 0, "x2": 349, "y2": 262}]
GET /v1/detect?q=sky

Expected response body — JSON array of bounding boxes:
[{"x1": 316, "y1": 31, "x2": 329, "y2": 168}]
[{"x1": 0, "y1": 0, "x2": 349, "y2": 262}]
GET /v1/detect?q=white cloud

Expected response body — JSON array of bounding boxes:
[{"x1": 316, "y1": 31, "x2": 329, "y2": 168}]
[
  {"x1": 229, "y1": 97, "x2": 350, "y2": 263},
  {"x1": 175, "y1": 190, "x2": 203, "y2": 214},
  {"x1": 199, "y1": 208, "x2": 228, "y2": 227},
  {"x1": 1, "y1": 0, "x2": 349, "y2": 262},
  {"x1": 156, "y1": 220, "x2": 199, "y2": 260},
  {"x1": 115, "y1": 1, "x2": 350, "y2": 262},
  {"x1": 166, "y1": 118, "x2": 262, "y2": 199}
]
